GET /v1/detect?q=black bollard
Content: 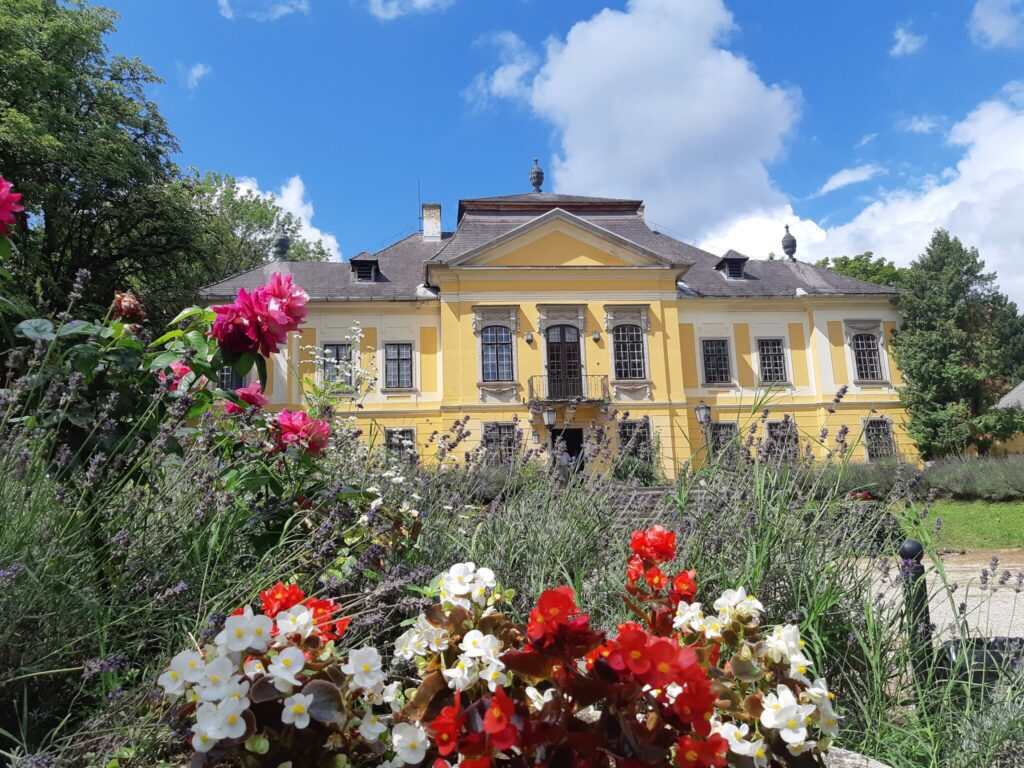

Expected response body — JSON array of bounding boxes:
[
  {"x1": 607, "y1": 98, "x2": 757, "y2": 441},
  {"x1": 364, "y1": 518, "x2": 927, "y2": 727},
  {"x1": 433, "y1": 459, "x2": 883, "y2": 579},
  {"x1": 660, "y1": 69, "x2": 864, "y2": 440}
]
[{"x1": 899, "y1": 539, "x2": 933, "y2": 680}]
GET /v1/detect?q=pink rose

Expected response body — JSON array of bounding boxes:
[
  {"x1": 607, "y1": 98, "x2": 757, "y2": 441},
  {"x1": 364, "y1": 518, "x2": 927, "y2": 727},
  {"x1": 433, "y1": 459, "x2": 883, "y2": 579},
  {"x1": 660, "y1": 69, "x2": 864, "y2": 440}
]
[
  {"x1": 0, "y1": 177, "x2": 24, "y2": 237},
  {"x1": 224, "y1": 380, "x2": 269, "y2": 414},
  {"x1": 273, "y1": 409, "x2": 330, "y2": 456},
  {"x1": 209, "y1": 274, "x2": 309, "y2": 359}
]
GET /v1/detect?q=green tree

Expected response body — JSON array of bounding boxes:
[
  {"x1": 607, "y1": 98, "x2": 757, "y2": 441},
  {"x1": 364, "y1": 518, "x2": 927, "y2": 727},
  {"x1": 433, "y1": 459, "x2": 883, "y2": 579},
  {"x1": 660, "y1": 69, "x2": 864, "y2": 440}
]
[
  {"x1": 815, "y1": 252, "x2": 905, "y2": 287},
  {"x1": 892, "y1": 230, "x2": 1024, "y2": 457},
  {"x1": 0, "y1": 0, "x2": 328, "y2": 323}
]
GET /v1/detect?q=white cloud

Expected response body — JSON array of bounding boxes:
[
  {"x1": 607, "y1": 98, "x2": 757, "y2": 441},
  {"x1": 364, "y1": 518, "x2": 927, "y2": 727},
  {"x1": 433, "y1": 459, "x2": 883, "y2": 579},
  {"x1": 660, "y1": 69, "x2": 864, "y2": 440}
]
[
  {"x1": 185, "y1": 63, "x2": 212, "y2": 91},
  {"x1": 703, "y1": 83, "x2": 1024, "y2": 305},
  {"x1": 897, "y1": 114, "x2": 940, "y2": 134},
  {"x1": 480, "y1": 0, "x2": 800, "y2": 241},
  {"x1": 462, "y1": 32, "x2": 539, "y2": 107},
  {"x1": 236, "y1": 175, "x2": 342, "y2": 260},
  {"x1": 815, "y1": 164, "x2": 884, "y2": 197},
  {"x1": 368, "y1": 0, "x2": 454, "y2": 21},
  {"x1": 217, "y1": 0, "x2": 309, "y2": 21},
  {"x1": 970, "y1": 0, "x2": 1024, "y2": 49},
  {"x1": 890, "y1": 23, "x2": 926, "y2": 56},
  {"x1": 855, "y1": 132, "x2": 878, "y2": 148}
]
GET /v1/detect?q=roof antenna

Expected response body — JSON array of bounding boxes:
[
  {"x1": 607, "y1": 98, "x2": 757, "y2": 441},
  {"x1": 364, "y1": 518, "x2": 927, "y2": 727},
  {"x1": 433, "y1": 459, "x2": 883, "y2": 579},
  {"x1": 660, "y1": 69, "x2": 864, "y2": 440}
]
[{"x1": 529, "y1": 158, "x2": 544, "y2": 193}]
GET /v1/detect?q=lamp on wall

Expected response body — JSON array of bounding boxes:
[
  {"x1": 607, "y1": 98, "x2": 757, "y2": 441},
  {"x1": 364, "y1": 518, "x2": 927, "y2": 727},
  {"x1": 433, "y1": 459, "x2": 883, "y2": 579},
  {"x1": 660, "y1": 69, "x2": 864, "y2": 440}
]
[
  {"x1": 542, "y1": 408, "x2": 557, "y2": 428},
  {"x1": 591, "y1": 330, "x2": 601, "y2": 342},
  {"x1": 695, "y1": 401, "x2": 712, "y2": 426},
  {"x1": 524, "y1": 332, "x2": 534, "y2": 343}
]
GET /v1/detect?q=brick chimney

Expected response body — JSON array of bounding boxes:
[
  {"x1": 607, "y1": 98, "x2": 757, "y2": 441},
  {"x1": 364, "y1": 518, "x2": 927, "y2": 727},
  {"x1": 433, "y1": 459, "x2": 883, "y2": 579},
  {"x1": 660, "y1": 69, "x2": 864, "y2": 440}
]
[{"x1": 422, "y1": 203, "x2": 442, "y2": 242}]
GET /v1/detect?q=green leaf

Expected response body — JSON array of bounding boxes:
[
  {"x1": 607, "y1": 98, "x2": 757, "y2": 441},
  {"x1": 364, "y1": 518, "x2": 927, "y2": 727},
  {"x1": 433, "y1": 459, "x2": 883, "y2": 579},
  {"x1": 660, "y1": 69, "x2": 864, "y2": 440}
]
[
  {"x1": 255, "y1": 355, "x2": 267, "y2": 389},
  {"x1": 168, "y1": 306, "x2": 206, "y2": 325},
  {"x1": 233, "y1": 352, "x2": 256, "y2": 377},
  {"x1": 149, "y1": 329, "x2": 184, "y2": 347},
  {"x1": 151, "y1": 351, "x2": 180, "y2": 370},
  {"x1": 0, "y1": 238, "x2": 11, "y2": 261},
  {"x1": 244, "y1": 734, "x2": 269, "y2": 755},
  {"x1": 14, "y1": 318, "x2": 55, "y2": 341},
  {"x1": 56, "y1": 319, "x2": 100, "y2": 337}
]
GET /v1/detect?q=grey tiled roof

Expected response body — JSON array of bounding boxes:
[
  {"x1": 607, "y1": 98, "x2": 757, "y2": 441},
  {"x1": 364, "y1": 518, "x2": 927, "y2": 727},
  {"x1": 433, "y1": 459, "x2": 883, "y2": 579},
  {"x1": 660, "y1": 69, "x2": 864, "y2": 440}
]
[
  {"x1": 199, "y1": 193, "x2": 898, "y2": 302},
  {"x1": 996, "y1": 381, "x2": 1024, "y2": 409},
  {"x1": 199, "y1": 232, "x2": 450, "y2": 302}
]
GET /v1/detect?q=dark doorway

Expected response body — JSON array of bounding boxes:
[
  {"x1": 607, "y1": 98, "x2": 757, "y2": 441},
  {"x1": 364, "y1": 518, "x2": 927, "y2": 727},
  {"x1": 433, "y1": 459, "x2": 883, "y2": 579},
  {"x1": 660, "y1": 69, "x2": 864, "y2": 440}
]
[
  {"x1": 545, "y1": 324, "x2": 582, "y2": 398},
  {"x1": 551, "y1": 427, "x2": 585, "y2": 479}
]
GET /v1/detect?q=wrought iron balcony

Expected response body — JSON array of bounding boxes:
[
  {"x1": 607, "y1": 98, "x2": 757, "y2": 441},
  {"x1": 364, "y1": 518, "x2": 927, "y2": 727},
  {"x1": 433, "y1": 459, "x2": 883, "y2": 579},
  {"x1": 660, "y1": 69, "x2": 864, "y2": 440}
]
[{"x1": 528, "y1": 374, "x2": 609, "y2": 402}]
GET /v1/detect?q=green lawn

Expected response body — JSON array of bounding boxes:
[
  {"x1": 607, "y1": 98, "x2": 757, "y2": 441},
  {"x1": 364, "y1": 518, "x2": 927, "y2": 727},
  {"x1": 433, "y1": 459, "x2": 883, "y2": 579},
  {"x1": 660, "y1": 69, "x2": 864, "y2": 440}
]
[{"x1": 930, "y1": 499, "x2": 1024, "y2": 550}]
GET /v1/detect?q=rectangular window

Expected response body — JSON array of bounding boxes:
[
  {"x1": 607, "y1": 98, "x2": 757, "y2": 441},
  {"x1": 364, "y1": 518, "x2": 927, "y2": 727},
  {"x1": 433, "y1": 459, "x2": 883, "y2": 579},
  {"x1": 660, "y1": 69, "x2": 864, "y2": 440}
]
[
  {"x1": 482, "y1": 422, "x2": 519, "y2": 463},
  {"x1": 864, "y1": 418, "x2": 896, "y2": 461},
  {"x1": 613, "y1": 324, "x2": 646, "y2": 380},
  {"x1": 384, "y1": 343, "x2": 414, "y2": 389},
  {"x1": 708, "y1": 421, "x2": 739, "y2": 456},
  {"x1": 218, "y1": 365, "x2": 244, "y2": 391},
  {"x1": 322, "y1": 343, "x2": 352, "y2": 385},
  {"x1": 851, "y1": 332, "x2": 884, "y2": 381},
  {"x1": 701, "y1": 339, "x2": 732, "y2": 384},
  {"x1": 757, "y1": 338, "x2": 788, "y2": 383},
  {"x1": 618, "y1": 419, "x2": 652, "y2": 460},
  {"x1": 766, "y1": 419, "x2": 799, "y2": 460},
  {"x1": 481, "y1": 325, "x2": 514, "y2": 382},
  {"x1": 385, "y1": 428, "x2": 417, "y2": 460}
]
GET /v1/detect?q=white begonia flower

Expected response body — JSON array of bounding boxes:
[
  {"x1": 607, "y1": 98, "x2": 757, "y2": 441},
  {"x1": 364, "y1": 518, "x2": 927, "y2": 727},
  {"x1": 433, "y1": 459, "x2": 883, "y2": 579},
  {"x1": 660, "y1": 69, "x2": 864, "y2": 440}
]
[
  {"x1": 244, "y1": 658, "x2": 266, "y2": 680},
  {"x1": 698, "y1": 614, "x2": 724, "y2": 640},
  {"x1": 198, "y1": 656, "x2": 237, "y2": 701},
  {"x1": 268, "y1": 646, "x2": 306, "y2": 687},
  {"x1": 219, "y1": 605, "x2": 274, "y2": 653},
  {"x1": 191, "y1": 725, "x2": 218, "y2": 753},
  {"x1": 394, "y1": 628, "x2": 423, "y2": 661},
  {"x1": 217, "y1": 698, "x2": 249, "y2": 739},
  {"x1": 481, "y1": 662, "x2": 508, "y2": 692},
  {"x1": 221, "y1": 678, "x2": 251, "y2": 708},
  {"x1": 803, "y1": 677, "x2": 840, "y2": 734},
  {"x1": 195, "y1": 702, "x2": 222, "y2": 738},
  {"x1": 358, "y1": 711, "x2": 388, "y2": 742},
  {"x1": 760, "y1": 684, "x2": 817, "y2": 745},
  {"x1": 281, "y1": 692, "x2": 313, "y2": 729},
  {"x1": 475, "y1": 567, "x2": 496, "y2": 588},
  {"x1": 717, "y1": 723, "x2": 768, "y2": 768},
  {"x1": 370, "y1": 497, "x2": 384, "y2": 512},
  {"x1": 415, "y1": 615, "x2": 449, "y2": 651},
  {"x1": 525, "y1": 686, "x2": 556, "y2": 712},
  {"x1": 275, "y1": 605, "x2": 315, "y2": 642},
  {"x1": 392, "y1": 722, "x2": 429, "y2": 764},
  {"x1": 157, "y1": 666, "x2": 186, "y2": 698},
  {"x1": 441, "y1": 655, "x2": 478, "y2": 691},
  {"x1": 342, "y1": 646, "x2": 385, "y2": 690},
  {"x1": 380, "y1": 681, "x2": 401, "y2": 705},
  {"x1": 446, "y1": 562, "x2": 476, "y2": 596},
  {"x1": 788, "y1": 740, "x2": 817, "y2": 756},
  {"x1": 672, "y1": 601, "x2": 705, "y2": 633},
  {"x1": 713, "y1": 587, "x2": 765, "y2": 623},
  {"x1": 171, "y1": 649, "x2": 206, "y2": 684},
  {"x1": 459, "y1": 630, "x2": 501, "y2": 660}
]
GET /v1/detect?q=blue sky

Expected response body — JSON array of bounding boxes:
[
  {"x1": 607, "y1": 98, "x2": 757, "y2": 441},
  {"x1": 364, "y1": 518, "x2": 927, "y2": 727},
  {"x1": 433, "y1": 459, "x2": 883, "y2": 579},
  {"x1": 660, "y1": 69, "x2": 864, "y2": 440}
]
[{"x1": 103, "y1": 0, "x2": 1024, "y2": 301}]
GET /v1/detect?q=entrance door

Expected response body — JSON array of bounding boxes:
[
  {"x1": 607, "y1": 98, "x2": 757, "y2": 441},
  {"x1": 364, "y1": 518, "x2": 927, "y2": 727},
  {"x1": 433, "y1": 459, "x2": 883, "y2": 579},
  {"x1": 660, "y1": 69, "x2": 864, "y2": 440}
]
[
  {"x1": 546, "y1": 324, "x2": 582, "y2": 398},
  {"x1": 551, "y1": 428, "x2": 585, "y2": 474}
]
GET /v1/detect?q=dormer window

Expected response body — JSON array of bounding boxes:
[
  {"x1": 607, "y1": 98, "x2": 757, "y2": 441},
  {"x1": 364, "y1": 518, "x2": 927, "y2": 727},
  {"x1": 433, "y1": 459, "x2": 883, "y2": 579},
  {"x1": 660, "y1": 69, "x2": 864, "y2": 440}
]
[
  {"x1": 351, "y1": 259, "x2": 378, "y2": 282},
  {"x1": 716, "y1": 250, "x2": 749, "y2": 280}
]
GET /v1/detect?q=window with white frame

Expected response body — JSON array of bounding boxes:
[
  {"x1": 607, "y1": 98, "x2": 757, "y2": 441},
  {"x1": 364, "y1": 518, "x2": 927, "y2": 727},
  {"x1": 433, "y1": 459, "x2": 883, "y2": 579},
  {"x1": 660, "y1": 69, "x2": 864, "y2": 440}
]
[
  {"x1": 384, "y1": 343, "x2": 414, "y2": 389},
  {"x1": 218, "y1": 365, "x2": 244, "y2": 391},
  {"x1": 708, "y1": 422, "x2": 739, "y2": 455},
  {"x1": 756, "y1": 338, "x2": 788, "y2": 384},
  {"x1": 863, "y1": 418, "x2": 896, "y2": 461},
  {"x1": 322, "y1": 343, "x2": 352, "y2": 385},
  {"x1": 851, "y1": 333, "x2": 884, "y2": 381},
  {"x1": 481, "y1": 326, "x2": 514, "y2": 382},
  {"x1": 765, "y1": 419, "x2": 799, "y2": 460},
  {"x1": 618, "y1": 419, "x2": 652, "y2": 460},
  {"x1": 385, "y1": 428, "x2": 417, "y2": 460},
  {"x1": 482, "y1": 422, "x2": 519, "y2": 463},
  {"x1": 701, "y1": 339, "x2": 732, "y2": 384},
  {"x1": 613, "y1": 324, "x2": 646, "y2": 380}
]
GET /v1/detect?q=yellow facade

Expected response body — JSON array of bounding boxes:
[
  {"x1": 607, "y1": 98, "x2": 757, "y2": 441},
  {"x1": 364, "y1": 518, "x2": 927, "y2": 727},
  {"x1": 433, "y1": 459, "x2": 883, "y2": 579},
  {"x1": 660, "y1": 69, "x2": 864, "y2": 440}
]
[{"x1": 208, "y1": 188, "x2": 913, "y2": 476}]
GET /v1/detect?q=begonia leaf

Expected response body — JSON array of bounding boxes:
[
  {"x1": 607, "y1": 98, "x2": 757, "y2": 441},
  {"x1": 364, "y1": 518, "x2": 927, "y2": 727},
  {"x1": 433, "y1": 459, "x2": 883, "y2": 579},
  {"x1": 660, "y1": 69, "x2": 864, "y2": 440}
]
[
  {"x1": 303, "y1": 679, "x2": 344, "y2": 724},
  {"x1": 400, "y1": 670, "x2": 447, "y2": 722},
  {"x1": 250, "y1": 675, "x2": 282, "y2": 703},
  {"x1": 499, "y1": 649, "x2": 553, "y2": 682}
]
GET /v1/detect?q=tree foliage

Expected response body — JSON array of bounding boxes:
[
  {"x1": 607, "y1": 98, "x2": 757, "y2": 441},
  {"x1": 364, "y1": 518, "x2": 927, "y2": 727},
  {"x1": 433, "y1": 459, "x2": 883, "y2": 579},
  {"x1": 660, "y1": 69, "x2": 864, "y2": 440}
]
[
  {"x1": 815, "y1": 252, "x2": 906, "y2": 287},
  {"x1": 0, "y1": 0, "x2": 328, "y2": 324},
  {"x1": 891, "y1": 230, "x2": 1024, "y2": 457}
]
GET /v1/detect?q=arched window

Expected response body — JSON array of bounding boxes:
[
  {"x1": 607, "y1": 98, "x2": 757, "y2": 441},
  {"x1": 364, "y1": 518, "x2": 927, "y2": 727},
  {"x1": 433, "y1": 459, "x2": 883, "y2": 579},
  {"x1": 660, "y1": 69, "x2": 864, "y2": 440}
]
[
  {"x1": 481, "y1": 325, "x2": 514, "y2": 381},
  {"x1": 852, "y1": 333, "x2": 883, "y2": 381},
  {"x1": 613, "y1": 324, "x2": 646, "y2": 380}
]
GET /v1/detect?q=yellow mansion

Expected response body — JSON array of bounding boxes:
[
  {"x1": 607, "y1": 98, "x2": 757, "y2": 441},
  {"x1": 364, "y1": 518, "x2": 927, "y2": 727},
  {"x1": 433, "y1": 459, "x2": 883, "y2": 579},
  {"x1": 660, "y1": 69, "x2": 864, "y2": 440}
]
[{"x1": 201, "y1": 165, "x2": 911, "y2": 475}]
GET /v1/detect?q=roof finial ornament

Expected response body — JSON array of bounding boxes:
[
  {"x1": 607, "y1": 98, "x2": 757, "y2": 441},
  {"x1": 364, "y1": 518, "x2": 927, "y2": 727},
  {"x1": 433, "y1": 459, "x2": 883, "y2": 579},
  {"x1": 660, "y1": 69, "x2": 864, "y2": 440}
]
[
  {"x1": 272, "y1": 233, "x2": 291, "y2": 261},
  {"x1": 781, "y1": 224, "x2": 797, "y2": 261},
  {"x1": 529, "y1": 158, "x2": 544, "y2": 193}
]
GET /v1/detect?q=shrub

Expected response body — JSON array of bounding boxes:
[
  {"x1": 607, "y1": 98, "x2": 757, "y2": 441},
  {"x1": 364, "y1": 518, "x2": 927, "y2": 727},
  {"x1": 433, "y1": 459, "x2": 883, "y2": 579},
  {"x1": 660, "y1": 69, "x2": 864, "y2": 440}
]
[{"x1": 918, "y1": 454, "x2": 1024, "y2": 501}]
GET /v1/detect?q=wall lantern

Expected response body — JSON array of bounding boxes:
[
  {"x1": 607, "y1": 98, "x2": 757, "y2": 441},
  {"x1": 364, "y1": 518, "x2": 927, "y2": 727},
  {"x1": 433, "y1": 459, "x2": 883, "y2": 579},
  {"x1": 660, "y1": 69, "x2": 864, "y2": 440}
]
[
  {"x1": 524, "y1": 331, "x2": 534, "y2": 343},
  {"x1": 591, "y1": 330, "x2": 601, "y2": 342},
  {"x1": 695, "y1": 401, "x2": 712, "y2": 426},
  {"x1": 542, "y1": 408, "x2": 558, "y2": 428}
]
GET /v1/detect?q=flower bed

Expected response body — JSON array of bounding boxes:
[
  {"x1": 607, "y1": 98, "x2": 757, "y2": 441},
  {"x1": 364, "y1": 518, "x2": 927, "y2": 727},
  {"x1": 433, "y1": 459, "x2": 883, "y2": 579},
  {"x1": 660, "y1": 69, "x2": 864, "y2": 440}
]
[{"x1": 157, "y1": 526, "x2": 840, "y2": 767}]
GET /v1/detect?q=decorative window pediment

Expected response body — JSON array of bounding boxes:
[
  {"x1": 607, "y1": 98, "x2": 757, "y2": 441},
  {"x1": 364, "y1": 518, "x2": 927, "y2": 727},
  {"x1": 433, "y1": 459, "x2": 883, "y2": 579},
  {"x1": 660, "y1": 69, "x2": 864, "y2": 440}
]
[
  {"x1": 537, "y1": 305, "x2": 586, "y2": 334},
  {"x1": 603, "y1": 304, "x2": 650, "y2": 332},
  {"x1": 843, "y1": 320, "x2": 883, "y2": 342},
  {"x1": 472, "y1": 305, "x2": 519, "y2": 334}
]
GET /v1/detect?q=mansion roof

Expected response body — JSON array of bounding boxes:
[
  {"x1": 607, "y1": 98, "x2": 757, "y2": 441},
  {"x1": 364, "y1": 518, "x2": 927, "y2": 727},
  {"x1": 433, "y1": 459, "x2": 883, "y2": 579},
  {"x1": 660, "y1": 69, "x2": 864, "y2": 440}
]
[{"x1": 200, "y1": 190, "x2": 898, "y2": 302}]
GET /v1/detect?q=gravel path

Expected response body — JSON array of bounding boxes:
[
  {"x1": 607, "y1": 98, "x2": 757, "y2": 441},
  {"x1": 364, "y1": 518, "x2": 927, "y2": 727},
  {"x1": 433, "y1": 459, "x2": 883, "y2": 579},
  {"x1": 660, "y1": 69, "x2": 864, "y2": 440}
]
[{"x1": 925, "y1": 548, "x2": 1024, "y2": 639}]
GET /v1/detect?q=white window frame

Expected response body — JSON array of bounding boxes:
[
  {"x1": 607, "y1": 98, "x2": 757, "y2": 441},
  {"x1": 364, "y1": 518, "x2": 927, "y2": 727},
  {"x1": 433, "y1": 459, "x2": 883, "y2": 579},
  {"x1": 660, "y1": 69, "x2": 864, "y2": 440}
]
[
  {"x1": 765, "y1": 418, "x2": 800, "y2": 460},
  {"x1": 382, "y1": 341, "x2": 416, "y2": 391},
  {"x1": 699, "y1": 337, "x2": 736, "y2": 386},
  {"x1": 604, "y1": 305, "x2": 652, "y2": 384},
  {"x1": 472, "y1": 306, "x2": 520, "y2": 396},
  {"x1": 617, "y1": 418, "x2": 653, "y2": 459},
  {"x1": 843, "y1": 321, "x2": 890, "y2": 385},
  {"x1": 708, "y1": 421, "x2": 740, "y2": 455},
  {"x1": 754, "y1": 336, "x2": 790, "y2": 385},
  {"x1": 862, "y1": 417, "x2": 897, "y2": 462},
  {"x1": 322, "y1": 342, "x2": 354, "y2": 386},
  {"x1": 384, "y1": 427, "x2": 418, "y2": 460},
  {"x1": 482, "y1": 421, "x2": 520, "y2": 463}
]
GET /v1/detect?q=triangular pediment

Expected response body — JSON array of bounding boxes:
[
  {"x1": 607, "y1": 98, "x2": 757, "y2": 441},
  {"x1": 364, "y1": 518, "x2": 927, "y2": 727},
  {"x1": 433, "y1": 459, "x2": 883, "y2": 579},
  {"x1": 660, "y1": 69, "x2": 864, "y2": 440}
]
[{"x1": 446, "y1": 208, "x2": 675, "y2": 269}]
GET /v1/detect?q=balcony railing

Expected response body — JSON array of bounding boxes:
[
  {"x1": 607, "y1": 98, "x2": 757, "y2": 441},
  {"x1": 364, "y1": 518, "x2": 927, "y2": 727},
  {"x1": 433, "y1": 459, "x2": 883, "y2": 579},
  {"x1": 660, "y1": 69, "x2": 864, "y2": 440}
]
[{"x1": 528, "y1": 374, "x2": 609, "y2": 402}]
